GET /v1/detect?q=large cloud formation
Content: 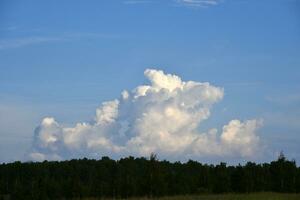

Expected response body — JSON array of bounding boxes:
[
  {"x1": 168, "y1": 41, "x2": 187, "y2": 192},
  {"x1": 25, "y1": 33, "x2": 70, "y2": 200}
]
[{"x1": 29, "y1": 69, "x2": 262, "y2": 161}]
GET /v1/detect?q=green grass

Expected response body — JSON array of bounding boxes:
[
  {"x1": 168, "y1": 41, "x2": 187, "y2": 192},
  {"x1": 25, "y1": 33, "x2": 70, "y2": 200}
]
[{"x1": 78, "y1": 193, "x2": 300, "y2": 200}]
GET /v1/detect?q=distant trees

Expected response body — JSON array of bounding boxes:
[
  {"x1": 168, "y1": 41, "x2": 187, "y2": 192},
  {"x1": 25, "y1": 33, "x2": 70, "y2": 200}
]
[
  {"x1": 0, "y1": 153, "x2": 299, "y2": 199},
  {"x1": 270, "y1": 152, "x2": 298, "y2": 192},
  {"x1": 213, "y1": 162, "x2": 230, "y2": 193}
]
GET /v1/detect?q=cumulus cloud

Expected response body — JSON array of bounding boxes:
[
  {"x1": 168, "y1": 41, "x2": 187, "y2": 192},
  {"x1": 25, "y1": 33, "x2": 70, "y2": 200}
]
[{"x1": 29, "y1": 69, "x2": 262, "y2": 161}]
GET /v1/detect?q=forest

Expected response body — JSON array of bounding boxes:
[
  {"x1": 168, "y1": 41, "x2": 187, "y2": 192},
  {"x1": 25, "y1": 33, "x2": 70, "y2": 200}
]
[{"x1": 0, "y1": 153, "x2": 299, "y2": 199}]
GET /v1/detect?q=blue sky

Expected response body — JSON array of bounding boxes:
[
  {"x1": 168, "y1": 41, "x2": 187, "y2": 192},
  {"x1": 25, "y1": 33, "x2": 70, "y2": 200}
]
[{"x1": 0, "y1": 0, "x2": 299, "y2": 163}]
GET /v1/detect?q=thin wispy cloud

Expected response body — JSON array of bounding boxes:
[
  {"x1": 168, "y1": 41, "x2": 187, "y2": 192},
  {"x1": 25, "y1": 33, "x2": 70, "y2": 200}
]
[
  {"x1": 0, "y1": 36, "x2": 62, "y2": 50},
  {"x1": 265, "y1": 94, "x2": 300, "y2": 105},
  {"x1": 123, "y1": 0, "x2": 221, "y2": 8},
  {"x1": 123, "y1": 0, "x2": 152, "y2": 4},
  {"x1": 0, "y1": 32, "x2": 119, "y2": 50},
  {"x1": 1, "y1": 26, "x2": 18, "y2": 31},
  {"x1": 176, "y1": 0, "x2": 221, "y2": 8},
  {"x1": 224, "y1": 81, "x2": 262, "y2": 87}
]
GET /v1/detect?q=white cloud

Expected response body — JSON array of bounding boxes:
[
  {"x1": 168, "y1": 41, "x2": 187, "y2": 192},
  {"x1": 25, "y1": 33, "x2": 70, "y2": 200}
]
[
  {"x1": 220, "y1": 119, "x2": 262, "y2": 157},
  {"x1": 29, "y1": 69, "x2": 262, "y2": 161}
]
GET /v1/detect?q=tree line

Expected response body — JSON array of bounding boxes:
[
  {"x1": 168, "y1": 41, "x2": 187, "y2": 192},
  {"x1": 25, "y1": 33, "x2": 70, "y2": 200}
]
[{"x1": 0, "y1": 153, "x2": 299, "y2": 199}]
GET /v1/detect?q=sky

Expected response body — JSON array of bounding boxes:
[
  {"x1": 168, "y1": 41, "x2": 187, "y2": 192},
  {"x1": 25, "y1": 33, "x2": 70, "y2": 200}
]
[{"x1": 0, "y1": 0, "x2": 299, "y2": 164}]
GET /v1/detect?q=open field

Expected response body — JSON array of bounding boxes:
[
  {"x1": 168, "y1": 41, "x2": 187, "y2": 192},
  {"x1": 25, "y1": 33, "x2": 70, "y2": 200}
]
[{"x1": 78, "y1": 193, "x2": 300, "y2": 200}]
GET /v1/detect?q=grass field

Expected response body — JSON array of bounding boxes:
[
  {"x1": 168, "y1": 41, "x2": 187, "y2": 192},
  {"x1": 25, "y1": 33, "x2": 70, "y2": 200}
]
[
  {"x1": 78, "y1": 193, "x2": 300, "y2": 200},
  {"x1": 158, "y1": 193, "x2": 300, "y2": 200}
]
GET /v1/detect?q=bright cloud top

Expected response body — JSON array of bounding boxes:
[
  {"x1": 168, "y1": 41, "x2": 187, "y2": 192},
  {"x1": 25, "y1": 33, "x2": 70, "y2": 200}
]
[{"x1": 29, "y1": 69, "x2": 262, "y2": 161}]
